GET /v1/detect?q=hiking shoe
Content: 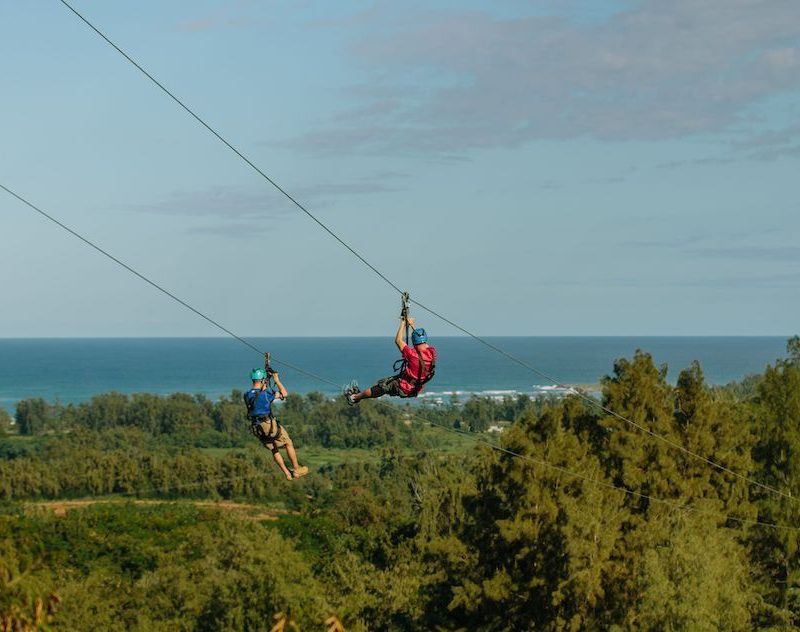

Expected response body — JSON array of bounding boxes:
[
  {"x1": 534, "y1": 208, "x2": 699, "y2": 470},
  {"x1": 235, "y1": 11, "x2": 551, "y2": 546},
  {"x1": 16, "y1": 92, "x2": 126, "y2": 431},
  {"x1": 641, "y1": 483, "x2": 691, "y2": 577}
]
[
  {"x1": 292, "y1": 466, "x2": 309, "y2": 479},
  {"x1": 343, "y1": 381, "x2": 360, "y2": 406}
]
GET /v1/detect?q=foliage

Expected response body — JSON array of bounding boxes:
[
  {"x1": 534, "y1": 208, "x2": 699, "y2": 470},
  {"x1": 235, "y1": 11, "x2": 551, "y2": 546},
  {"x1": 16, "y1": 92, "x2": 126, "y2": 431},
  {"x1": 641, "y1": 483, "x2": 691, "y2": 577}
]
[
  {"x1": 0, "y1": 504, "x2": 328, "y2": 631},
  {"x1": 2, "y1": 338, "x2": 800, "y2": 629},
  {"x1": 14, "y1": 398, "x2": 52, "y2": 436},
  {"x1": 788, "y1": 336, "x2": 800, "y2": 365},
  {"x1": 0, "y1": 409, "x2": 11, "y2": 435}
]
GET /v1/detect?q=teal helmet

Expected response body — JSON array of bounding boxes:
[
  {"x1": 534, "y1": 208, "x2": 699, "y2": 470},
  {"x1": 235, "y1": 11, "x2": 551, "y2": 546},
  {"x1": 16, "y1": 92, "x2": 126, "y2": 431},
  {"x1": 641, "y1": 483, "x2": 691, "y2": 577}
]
[
  {"x1": 250, "y1": 368, "x2": 267, "y2": 381},
  {"x1": 411, "y1": 328, "x2": 428, "y2": 345}
]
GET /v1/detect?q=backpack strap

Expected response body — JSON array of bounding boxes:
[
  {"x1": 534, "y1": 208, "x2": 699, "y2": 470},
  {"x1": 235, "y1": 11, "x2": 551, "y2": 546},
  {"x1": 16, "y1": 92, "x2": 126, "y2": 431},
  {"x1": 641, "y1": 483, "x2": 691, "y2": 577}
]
[
  {"x1": 244, "y1": 389, "x2": 260, "y2": 417},
  {"x1": 245, "y1": 388, "x2": 275, "y2": 419},
  {"x1": 407, "y1": 347, "x2": 435, "y2": 397}
]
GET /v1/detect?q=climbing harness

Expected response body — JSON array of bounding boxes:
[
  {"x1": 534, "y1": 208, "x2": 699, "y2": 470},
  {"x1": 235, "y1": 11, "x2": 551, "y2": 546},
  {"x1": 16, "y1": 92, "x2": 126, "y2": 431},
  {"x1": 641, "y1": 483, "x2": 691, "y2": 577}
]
[
  {"x1": 244, "y1": 353, "x2": 277, "y2": 412},
  {"x1": 263, "y1": 352, "x2": 278, "y2": 395},
  {"x1": 250, "y1": 416, "x2": 282, "y2": 445},
  {"x1": 244, "y1": 352, "x2": 284, "y2": 441}
]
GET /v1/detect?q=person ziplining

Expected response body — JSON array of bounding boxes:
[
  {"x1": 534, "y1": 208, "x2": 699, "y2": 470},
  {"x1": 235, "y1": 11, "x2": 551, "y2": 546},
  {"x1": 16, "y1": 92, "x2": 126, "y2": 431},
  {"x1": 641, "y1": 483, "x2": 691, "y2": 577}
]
[
  {"x1": 345, "y1": 294, "x2": 437, "y2": 405},
  {"x1": 4, "y1": 194, "x2": 799, "y2": 532},
  {"x1": 244, "y1": 355, "x2": 308, "y2": 481},
  {"x1": 38, "y1": 0, "x2": 798, "y2": 508}
]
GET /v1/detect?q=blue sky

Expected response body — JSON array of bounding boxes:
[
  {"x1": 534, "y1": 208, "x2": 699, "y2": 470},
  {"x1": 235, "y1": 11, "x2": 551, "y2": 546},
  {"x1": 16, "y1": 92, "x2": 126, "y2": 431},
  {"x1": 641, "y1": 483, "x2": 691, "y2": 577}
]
[{"x1": 1, "y1": 0, "x2": 799, "y2": 336}]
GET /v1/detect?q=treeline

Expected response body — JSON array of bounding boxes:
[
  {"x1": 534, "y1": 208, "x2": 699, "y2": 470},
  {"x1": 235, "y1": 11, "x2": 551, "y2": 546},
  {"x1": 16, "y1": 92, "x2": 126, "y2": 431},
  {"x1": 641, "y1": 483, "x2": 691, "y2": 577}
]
[
  {"x1": 0, "y1": 389, "x2": 529, "y2": 502},
  {"x1": 0, "y1": 429, "x2": 305, "y2": 504},
  {"x1": 7, "y1": 388, "x2": 532, "y2": 449},
  {"x1": 2, "y1": 338, "x2": 800, "y2": 630},
  {"x1": 9, "y1": 391, "x2": 418, "y2": 450}
]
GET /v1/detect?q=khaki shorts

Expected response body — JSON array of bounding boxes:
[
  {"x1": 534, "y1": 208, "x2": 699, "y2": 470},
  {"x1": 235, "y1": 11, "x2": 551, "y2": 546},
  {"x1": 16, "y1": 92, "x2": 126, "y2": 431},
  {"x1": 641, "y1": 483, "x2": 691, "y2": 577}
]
[{"x1": 250, "y1": 418, "x2": 291, "y2": 453}]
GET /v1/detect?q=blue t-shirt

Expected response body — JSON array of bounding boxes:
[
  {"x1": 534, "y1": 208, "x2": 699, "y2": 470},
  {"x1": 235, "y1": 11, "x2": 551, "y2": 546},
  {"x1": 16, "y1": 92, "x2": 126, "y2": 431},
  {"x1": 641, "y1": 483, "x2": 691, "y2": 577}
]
[{"x1": 244, "y1": 388, "x2": 276, "y2": 418}]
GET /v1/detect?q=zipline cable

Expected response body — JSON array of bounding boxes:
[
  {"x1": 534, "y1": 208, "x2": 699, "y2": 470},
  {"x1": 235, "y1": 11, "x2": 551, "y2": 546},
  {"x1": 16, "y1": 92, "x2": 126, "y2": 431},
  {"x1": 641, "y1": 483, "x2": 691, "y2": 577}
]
[
  {"x1": 408, "y1": 298, "x2": 796, "y2": 502},
  {"x1": 405, "y1": 411, "x2": 800, "y2": 533},
  {"x1": 0, "y1": 183, "x2": 340, "y2": 390},
  {"x1": 0, "y1": 181, "x2": 791, "y2": 530},
  {"x1": 15, "y1": 401, "x2": 797, "y2": 533},
  {"x1": 55, "y1": 0, "x2": 796, "y2": 506},
  {"x1": 58, "y1": 0, "x2": 403, "y2": 297}
]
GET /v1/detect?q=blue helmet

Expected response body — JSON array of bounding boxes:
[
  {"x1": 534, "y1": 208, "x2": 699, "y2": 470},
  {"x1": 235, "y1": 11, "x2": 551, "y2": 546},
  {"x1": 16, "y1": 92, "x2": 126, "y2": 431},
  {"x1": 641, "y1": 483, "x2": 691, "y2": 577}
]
[
  {"x1": 250, "y1": 368, "x2": 267, "y2": 381},
  {"x1": 411, "y1": 328, "x2": 428, "y2": 346}
]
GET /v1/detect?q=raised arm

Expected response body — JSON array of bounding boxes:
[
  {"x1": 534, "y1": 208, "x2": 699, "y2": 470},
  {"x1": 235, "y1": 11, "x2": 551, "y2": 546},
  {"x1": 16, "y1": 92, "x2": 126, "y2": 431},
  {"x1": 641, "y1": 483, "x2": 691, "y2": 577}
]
[
  {"x1": 395, "y1": 316, "x2": 408, "y2": 351},
  {"x1": 272, "y1": 372, "x2": 288, "y2": 400}
]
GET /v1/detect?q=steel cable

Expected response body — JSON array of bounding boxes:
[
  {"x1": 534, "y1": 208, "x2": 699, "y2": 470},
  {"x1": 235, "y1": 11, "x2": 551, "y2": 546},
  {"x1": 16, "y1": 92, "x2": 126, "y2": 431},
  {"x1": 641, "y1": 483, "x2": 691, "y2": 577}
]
[{"x1": 34, "y1": 0, "x2": 800, "y2": 505}]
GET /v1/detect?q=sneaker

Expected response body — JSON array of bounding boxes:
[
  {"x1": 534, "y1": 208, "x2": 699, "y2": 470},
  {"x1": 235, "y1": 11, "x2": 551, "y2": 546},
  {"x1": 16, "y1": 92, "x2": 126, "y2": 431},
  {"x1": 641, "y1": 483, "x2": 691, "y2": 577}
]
[
  {"x1": 292, "y1": 466, "x2": 309, "y2": 479},
  {"x1": 343, "y1": 381, "x2": 360, "y2": 406}
]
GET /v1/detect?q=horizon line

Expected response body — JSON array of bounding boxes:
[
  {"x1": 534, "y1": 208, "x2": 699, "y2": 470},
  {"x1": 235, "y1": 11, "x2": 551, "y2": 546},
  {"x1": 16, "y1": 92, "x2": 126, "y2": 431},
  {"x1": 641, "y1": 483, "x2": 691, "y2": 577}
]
[{"x1": 0, "y1": 334, "x2": 792, "y2": 340}]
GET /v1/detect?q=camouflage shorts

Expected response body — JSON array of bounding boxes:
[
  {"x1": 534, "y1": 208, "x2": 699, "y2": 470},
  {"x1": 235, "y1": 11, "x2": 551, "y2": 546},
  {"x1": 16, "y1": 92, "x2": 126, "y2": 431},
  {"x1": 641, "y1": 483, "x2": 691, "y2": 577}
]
[
  {"x1": 250, "y1": 417, "x2": 291, "y2": 453},
  {"x1": 372, "y1": 374, "x2": 408, "y2": 398}
]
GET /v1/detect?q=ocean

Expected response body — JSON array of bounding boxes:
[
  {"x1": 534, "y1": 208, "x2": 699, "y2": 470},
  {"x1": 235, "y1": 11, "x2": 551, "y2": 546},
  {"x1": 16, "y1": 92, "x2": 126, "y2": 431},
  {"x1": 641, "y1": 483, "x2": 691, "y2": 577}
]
[{"x1": 0, "y1": 336, "x2": 789, "y2": 412}]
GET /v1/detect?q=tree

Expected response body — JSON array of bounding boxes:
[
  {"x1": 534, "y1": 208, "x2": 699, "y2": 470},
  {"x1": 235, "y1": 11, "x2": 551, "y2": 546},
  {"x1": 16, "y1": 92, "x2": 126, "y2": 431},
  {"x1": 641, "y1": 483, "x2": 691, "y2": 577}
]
[
  {"x1": 630, "y1": 516, "x2": 755, "y2": 631},
  {"x1": 83, "y1": 392, "x2": 129, "y2": 430},
  {"x1": 787, "y1": 335, "x2": 800, "y2": 365},
  {"x1": 125, "y1": 393, "x2": 164, "y2": 434},
  {"x1": 674, "y1": 361, "x2": 755, "y2": 512},
  {"x1": 444, "y1": 413, "x2": 627, "y2": 630},
  {"x1": 0, "y1": 538, "x2": 61, "y2": 630},
  {"x1": 600, "y1": 351, "x2": 685, "y2": 507},
  {"x1": 14, "y1": 398, "x2": 51, "y2": 435},
  {"x1": 462, "y1": 396, "x2": 494, "y2": 432},
  {"x1": 0, "y1": 408, "x2": 12, "y2": 434},
  {"x1": 750, "y1": 350, "x2": 800, "y2": 625}
]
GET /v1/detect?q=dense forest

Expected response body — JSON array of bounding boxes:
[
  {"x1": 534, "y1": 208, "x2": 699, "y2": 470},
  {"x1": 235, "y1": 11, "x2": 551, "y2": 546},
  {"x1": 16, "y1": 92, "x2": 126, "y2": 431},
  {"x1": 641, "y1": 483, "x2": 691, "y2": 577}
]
[{"x1": 2, "y1": 338, "x2": 800, "y2": 630}]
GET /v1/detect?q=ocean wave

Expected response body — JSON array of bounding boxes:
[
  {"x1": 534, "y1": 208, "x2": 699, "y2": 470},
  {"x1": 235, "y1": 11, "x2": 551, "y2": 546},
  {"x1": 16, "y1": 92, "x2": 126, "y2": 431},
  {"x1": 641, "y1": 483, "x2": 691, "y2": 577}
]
[{"x1": 417, "y1": 384, "x2": 595, "y2": 404}]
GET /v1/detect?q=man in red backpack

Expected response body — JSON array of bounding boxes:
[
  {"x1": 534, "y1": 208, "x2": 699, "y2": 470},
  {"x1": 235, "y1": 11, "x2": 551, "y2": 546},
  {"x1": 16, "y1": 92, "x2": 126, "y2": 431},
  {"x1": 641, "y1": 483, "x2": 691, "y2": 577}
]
[{"x1": 345, "y1": 316, "x2": 437, "y2": 404}]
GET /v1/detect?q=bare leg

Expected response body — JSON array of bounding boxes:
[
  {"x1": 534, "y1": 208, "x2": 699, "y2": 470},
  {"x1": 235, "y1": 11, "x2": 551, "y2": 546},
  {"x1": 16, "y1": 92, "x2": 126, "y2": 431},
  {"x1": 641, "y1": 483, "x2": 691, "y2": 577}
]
[
  {"x1": 272, "y1": 450, "x2": 293, "y2": 480},
  {"x1": 352, "y1": 386, "x2": 380, "y2": 403},
  {"x1": 283, "y1": 440, "x2": 301, "y2": 470}
]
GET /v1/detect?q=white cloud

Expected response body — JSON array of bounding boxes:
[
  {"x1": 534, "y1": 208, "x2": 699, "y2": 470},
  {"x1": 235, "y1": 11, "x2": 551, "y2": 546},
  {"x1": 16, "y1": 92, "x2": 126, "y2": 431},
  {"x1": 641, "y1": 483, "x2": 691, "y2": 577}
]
[
  {"x1": 293, "y1": 0, "x2": 800, "y2": 154},
  {"x1": 125, "y1": 186, "x2": 291, "y2": 220},
  {"x1": 122, "y1": 174, "x2": 405, "y2": 234}
]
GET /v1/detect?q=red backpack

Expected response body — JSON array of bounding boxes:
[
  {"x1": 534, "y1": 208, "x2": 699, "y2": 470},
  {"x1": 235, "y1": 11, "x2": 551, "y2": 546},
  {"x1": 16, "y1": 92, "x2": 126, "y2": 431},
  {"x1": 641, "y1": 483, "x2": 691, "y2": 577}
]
[{"x1": 395, "y1": 346, "x2": 437, "y2": 396}]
